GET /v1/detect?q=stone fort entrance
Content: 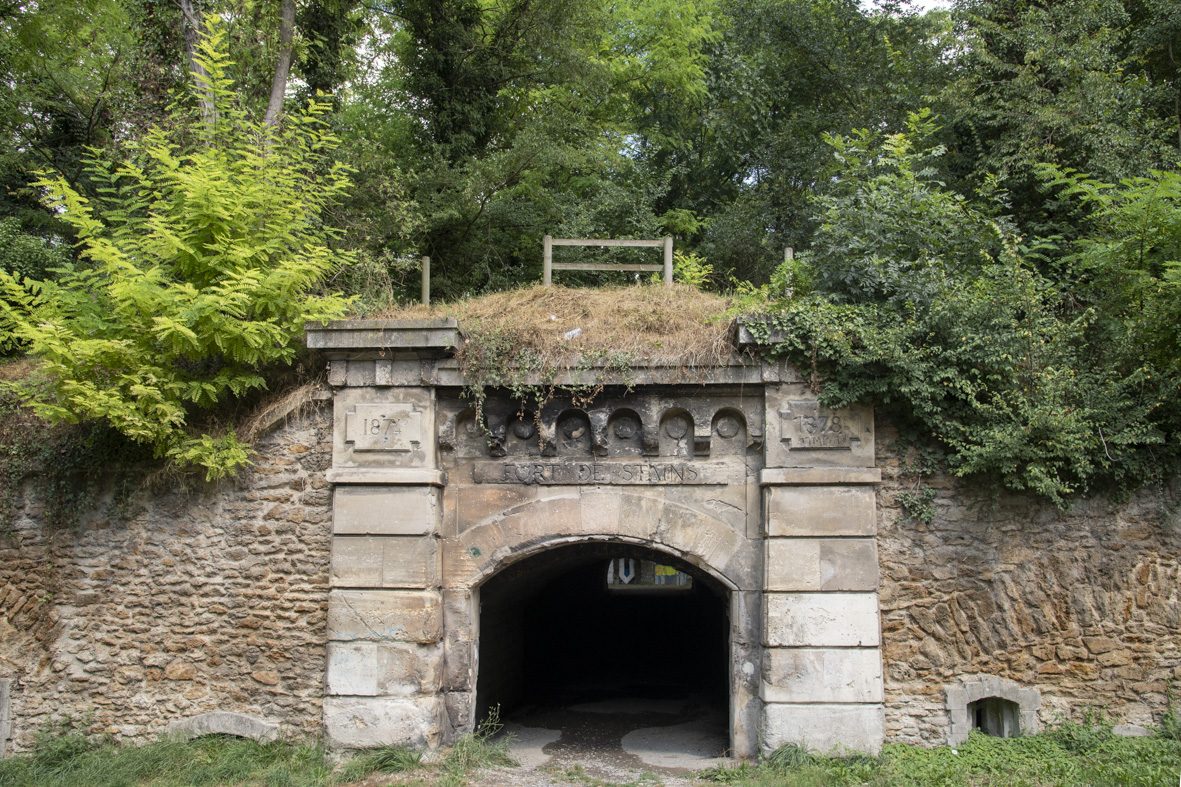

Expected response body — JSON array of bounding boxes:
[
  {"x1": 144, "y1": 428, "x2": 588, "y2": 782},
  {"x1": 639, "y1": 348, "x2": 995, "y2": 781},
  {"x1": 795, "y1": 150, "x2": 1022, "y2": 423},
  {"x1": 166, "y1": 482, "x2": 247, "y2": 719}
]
[{"x1": 309, "y1": 319, "x2": 884, "y2": 758}]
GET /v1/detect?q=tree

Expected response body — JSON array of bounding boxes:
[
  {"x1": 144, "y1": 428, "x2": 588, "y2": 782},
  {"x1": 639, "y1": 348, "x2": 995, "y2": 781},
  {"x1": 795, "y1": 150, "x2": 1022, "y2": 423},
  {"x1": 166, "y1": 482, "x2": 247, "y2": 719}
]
[
  {"x1": 939, "y1": 0, "x2": 1178, "y2": 239},
  {"x1": 744, "y1": 112, "x2": 1176, "y2": 503},
  {"x1": 0, "y1": 19, "x2": 353, "y2": 479}
]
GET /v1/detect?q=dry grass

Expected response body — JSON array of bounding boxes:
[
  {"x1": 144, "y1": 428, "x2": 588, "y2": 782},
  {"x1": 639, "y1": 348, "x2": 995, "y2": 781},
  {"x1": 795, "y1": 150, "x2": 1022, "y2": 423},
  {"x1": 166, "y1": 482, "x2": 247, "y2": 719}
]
[
  {"x1": 239, "y1": 381, "x2": 326, "y2": 442},
  {"x1": 379, "y1": 284, "x2": 738, "y2": 369},
  {"x1": 0, "y1": 357, "x2": 36, "y2": 382}
]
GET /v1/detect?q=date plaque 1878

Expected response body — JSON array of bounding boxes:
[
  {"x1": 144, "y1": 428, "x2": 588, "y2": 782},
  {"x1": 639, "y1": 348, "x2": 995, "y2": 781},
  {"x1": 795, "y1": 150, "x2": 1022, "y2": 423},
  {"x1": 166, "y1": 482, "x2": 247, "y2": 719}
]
[{"x1": 779, "y1": 400, "x2": 863, "y2": 450}]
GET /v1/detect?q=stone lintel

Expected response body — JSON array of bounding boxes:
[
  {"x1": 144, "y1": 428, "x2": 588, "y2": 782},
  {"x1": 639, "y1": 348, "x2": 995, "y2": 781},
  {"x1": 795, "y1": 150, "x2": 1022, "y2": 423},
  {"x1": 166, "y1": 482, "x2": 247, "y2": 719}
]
[
  {"x1": 307, "y1": 319, "x2": 459, "y2": 353},
  {"x1": 760, "y1": 468, "x2": 881, "y2": 485},
  {"x1": 763, "y1": 703, "x2": 885, "y2": 755},
  {"x1": 327, "y1": 469, "x2": 446, "y2": 486},
  {"x1": 166, "y1": 712, "x2": 280, "y2": 743}
]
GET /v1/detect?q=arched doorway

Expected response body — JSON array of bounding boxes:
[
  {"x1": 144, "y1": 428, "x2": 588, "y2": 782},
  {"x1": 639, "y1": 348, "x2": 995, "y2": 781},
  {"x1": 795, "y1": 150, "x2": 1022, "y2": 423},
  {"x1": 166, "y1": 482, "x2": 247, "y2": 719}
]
[{"x1": 473, "y1": 541, "x2": 732, "y2": 762}]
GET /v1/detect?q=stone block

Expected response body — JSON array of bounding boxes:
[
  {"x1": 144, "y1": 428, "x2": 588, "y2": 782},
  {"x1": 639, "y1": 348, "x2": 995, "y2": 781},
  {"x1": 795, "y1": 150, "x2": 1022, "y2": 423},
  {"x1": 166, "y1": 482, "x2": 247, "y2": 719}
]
[
  {"x1": 762, "y1": 648, "x2": 883, "y2": 703},
  {"x1": 580, "y1": 490, "x2": 622, "y2": 536},
  {"x1": 457, "y1": 486, "x2": 536, "y2": 532},
  {"x1": 764, "y1": 383, "x2": 875, "y2": 468},
  {"x1": 767, "y1": 486, "x2": 876, "y2": 537},
  {"x1": 764, "y1": 593, "x2": 881, "y2": 647},
  {"x1": 765, "y1": 538, "x2": 878, "y2": 591},
  {"x1": 444, "y1": 692, "x2": 474, "y2": 739},
  {"x1": 166, "y1": 712, "x2": 279, "y2": 742},
  {"x1": 331, "y1": 536, "x2": 437, "y2": 588},
  {"x1": 324, "y1": 696, "x2": 441, "y2": 749},
  {"x1": 763, "y1": 703, "x2": 885, "y2": 755},
  {"x1": 334, "y1": 487, "x2": 440, "y2": 535},
  {"x1": 333, "y1": 387, "x2": 435, "y2": 470},
  {"x1": 328, "y1": 590, "x2": 442, "y2": 644},
  {"x1": 440, "y1": 539, "x2": 480, "y2": 588},
  {"x1": 325, "y1": 641, "x2": 442, "y2": 696}
]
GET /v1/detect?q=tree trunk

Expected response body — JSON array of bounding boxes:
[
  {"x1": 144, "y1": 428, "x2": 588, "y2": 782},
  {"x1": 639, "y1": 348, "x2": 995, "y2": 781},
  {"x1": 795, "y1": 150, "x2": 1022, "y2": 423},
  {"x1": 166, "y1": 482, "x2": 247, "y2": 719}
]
[
  {"x1": 178, "y1": 0, "x2": 217, "y2": 127},
  {"x1": 264, "y1": 0, "x2": 296, "y2": 126}
]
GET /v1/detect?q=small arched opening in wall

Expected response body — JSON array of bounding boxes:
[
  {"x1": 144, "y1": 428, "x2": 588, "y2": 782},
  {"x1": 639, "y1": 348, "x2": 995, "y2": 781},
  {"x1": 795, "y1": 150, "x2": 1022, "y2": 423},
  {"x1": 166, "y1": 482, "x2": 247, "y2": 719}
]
[
  {"x1": 946, "y1": 676, "x2": 1040, "y2": 745},
  {"x1": 472, "y1": 539, "x2": 733, "y2": 760}
]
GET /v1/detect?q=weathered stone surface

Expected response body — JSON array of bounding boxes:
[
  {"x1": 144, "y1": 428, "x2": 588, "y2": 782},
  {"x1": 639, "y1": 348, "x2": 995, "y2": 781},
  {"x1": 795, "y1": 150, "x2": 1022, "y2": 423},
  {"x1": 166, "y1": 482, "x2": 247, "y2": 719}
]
[
  {"x1": 0, "y1": 409, "x2": 334, "y2": 752},
  {"x1": 328, "y1": 590, "x2": 442, "y2": 644},
  {"x1": 765, "y1": 538, "x2": 878, "y2": 591},
  {"x1": 1113, "y1": 724, "x2": 1153, "y2": 737},
  {"x1": 766, "y1": 486, "x2": 877, "y2": 537},
  {"x1": 323, "y1": 696, "x2": 442, "y2": 749},
  {"x1": 332, "y1": 387, "x2": 435, "y2": 470},
  {"x1": 762, "y1": 648, "x2": 883, "y2": 704},
  {"x1": 876, "y1": 418, "x2": 1181, "y2": 746},
  {"x1": 763, "y1": 703, "x2": 885, "y2": 755},
  {"x1": 334, "y1": 487, "x2": 440, "y2": 535},
  {"x1": 166, "y1": 711, "x2": 280, "y2": 742},
  {"x1": 764, "y1": 593, "x2": 881, "y2": 647},
  {"x1": 325, "y1": 641, "x2": 442, "y2": 696},
  {"x1": 765, "y1": 384, "x2": 875, "y2": 469},
  {"x1": 331, "y1": 536, "x2": 438, "y2": 588}
]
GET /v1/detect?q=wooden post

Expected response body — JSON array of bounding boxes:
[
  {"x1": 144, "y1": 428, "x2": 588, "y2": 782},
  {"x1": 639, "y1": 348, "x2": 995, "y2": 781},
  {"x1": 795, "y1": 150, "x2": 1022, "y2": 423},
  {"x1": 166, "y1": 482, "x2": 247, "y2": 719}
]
[
  {"x1": 663, "y1": 236, "x2": 673, "y2": 287},
  {"x1": 543, "y1": 234, "x2": 553, "y2": 287},
  {"x1": 785, "y1": 247, "x2": 794, "y2": 262},
  {"x1": 421, "y1": 256, "x2": 430, "y2": 306}
]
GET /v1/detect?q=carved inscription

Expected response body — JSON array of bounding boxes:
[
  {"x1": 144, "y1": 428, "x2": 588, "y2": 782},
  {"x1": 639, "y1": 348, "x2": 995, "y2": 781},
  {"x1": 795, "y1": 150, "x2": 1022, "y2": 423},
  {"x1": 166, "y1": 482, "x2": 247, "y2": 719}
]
[
  {"x1": 779, "y1": 400, "x2": 862, "y2": 450},
  {"x1": 345, "y1": 403, "x2": 423, "y2": 452},
  {"x1": 473, "y1": 460, "x2": 739, "y2": 485}
]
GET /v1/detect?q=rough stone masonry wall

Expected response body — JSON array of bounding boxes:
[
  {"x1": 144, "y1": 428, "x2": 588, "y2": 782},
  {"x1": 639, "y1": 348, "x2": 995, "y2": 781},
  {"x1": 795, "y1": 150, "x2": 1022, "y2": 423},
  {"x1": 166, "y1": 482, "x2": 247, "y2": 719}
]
[
  {"x1": 0, "y1": 406, "x2": 334, "y2": 754},
  {"x1": 876, "y1": 420, "x2": 1181, "y2": 745}
]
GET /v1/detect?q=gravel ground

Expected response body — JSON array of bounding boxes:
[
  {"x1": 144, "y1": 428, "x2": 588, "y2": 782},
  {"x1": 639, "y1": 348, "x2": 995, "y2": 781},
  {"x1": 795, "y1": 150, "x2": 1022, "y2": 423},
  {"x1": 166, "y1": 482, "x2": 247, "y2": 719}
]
[{"x1": 469, "y1": 693, "x2": 730, "y2": 787}]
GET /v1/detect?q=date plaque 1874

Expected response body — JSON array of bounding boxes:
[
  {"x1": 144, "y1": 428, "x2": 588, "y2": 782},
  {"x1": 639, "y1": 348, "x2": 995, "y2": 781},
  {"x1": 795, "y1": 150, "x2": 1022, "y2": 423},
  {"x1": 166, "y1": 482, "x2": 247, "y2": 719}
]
[{"x1": 345, "y1": 404, "x2": 424, "y2": 452}]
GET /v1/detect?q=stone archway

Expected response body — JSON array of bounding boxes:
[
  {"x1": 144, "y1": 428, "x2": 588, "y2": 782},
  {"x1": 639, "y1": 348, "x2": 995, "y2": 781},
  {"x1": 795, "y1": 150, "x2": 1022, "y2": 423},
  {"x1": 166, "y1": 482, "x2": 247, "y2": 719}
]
[
  {"x1": 437, "y1": 492, "x2": 762, "y2": 757},
  {"x1": 310, "y1": 318, "x2": 885, "y2": 758},
  {"x1": 470, "y1": 540, "x2": 734, "y2": 758}
]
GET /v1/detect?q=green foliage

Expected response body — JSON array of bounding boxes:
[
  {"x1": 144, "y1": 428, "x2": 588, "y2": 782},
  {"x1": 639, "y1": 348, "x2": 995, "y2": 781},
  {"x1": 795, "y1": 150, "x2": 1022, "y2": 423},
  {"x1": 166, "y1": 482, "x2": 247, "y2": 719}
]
[
  {"x1": 702, "y1": 726, "x2": 1181, "y2": 786},
  {"x1": 0, "y1": 730, "x2": 343, "y2": 787},
  {"x1": 0, "y1": 219, "x2": 70, "y2": 285},
  {"x1": 0, "y1": 19, "x2": 353, "y2": 481},
  {"x1": 939, "y1": 0, "x2": 1178, "y2": 239},
  {"x1": 0, "y1": 388, "x2": 149, "y2": 530},
  {"x1": 673, "y1": 251, "x2": 714, "y2": 288},
  {"x1": 742, "y1": 114, "x2": 1177, "y2": 505},
  {"x1": 457, "y1": 320, "x2": 636, "y2": 442}
]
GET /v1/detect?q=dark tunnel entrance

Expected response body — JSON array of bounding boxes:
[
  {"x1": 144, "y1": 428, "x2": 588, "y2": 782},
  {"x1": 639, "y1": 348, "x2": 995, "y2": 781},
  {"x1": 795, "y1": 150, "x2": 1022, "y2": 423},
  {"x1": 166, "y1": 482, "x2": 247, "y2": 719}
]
[{"x1": 474, "y1": 541, "x2": 731, "y2": 755}]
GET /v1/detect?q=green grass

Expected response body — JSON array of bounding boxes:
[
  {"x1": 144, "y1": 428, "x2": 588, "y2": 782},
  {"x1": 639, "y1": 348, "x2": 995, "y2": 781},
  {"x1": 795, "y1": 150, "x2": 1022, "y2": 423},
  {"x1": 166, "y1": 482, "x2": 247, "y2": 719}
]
[
  {"x1": 0, "y1": 714, "x2": 513, "y2": 787},
  {"x1": 701, "y1": 725, "x2": 1181, "y2": 787}
]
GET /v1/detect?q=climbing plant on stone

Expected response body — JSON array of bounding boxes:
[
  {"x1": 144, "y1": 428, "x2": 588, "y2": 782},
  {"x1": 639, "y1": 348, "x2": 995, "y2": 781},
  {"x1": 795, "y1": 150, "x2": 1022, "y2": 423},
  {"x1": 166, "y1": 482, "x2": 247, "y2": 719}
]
[{"x1": 0, "y1": 18, "x2": 353, "y2": 480}]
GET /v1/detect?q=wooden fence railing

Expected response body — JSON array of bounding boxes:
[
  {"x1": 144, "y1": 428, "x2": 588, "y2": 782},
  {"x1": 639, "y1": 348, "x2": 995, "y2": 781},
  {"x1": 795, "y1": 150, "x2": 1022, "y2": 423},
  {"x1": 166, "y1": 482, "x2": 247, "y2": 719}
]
[{"x1": 543, "y1": 235, "x2": 673, "y2": 287}]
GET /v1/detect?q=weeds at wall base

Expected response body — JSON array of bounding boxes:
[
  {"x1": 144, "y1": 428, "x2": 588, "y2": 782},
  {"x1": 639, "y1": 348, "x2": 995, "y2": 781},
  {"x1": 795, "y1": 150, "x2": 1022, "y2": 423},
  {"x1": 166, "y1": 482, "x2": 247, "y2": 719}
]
[
  {"x1": 701, "y1": 726, "x2": 1181, "y2": 787},
  {"x1": 0, "y1": 713, "x2": 516, "y2": 787}
]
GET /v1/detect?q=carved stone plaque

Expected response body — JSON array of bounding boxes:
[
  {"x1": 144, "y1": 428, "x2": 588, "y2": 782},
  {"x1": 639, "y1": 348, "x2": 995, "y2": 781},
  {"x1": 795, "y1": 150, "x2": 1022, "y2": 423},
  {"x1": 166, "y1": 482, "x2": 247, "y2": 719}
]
[
  {"x1": 779, "y1": 400, "x2": 863, "y2": 451},
  {"x1": 472, "y1": 460, "x2": 741, "y2": 485},
  {"x1": 345, "y1": 403, "x2": 424, "y2": 452}
]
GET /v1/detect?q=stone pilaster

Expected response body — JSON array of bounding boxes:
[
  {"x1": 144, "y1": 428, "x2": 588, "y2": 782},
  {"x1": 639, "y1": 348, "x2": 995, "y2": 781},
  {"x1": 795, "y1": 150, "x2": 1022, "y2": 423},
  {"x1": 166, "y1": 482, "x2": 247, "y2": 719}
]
[{"x1": 760, "y1": 381, "x2": 884, "y2": 755}]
